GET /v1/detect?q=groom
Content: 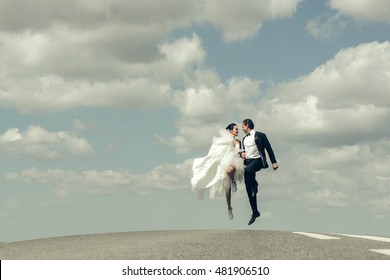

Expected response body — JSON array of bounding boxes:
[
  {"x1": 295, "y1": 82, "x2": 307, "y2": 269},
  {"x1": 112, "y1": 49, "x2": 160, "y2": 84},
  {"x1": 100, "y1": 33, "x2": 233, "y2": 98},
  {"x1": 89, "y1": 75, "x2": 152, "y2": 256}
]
[{"x1": 240, "y1": 119, "x2": 278, "y2": 225}]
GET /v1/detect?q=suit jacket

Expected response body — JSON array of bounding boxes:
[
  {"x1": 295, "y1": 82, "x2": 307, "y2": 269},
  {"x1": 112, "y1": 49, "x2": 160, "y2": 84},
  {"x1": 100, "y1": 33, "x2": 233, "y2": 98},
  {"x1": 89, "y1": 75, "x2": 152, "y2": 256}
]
[{"x1": 243, "y1": 131, "x2": 277, "y2": 169}]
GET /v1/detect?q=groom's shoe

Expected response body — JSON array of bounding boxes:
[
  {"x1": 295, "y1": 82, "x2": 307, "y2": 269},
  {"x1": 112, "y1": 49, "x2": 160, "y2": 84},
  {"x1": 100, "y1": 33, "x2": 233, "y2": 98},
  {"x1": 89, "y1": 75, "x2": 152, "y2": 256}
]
[{"x1": 248, "y1": 212, "x2": 261, "y2": 225}]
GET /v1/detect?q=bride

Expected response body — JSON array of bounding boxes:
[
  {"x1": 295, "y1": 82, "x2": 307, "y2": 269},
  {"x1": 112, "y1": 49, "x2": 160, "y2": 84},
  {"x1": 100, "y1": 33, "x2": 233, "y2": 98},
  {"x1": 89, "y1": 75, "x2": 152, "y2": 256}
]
[{"x1": 191, "y1": 123, "x2": 245, "y2": 219}]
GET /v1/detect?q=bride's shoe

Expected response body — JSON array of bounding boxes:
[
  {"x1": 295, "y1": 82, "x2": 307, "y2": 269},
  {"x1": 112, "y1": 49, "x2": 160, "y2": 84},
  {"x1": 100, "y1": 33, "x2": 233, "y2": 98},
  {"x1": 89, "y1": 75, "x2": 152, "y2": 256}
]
[
  {"x1": 231, "y1": 181, "x2": 237, "y2": 192},
  {"x1": 228, "y1": 208, "x2": 233, "y2": 220}
]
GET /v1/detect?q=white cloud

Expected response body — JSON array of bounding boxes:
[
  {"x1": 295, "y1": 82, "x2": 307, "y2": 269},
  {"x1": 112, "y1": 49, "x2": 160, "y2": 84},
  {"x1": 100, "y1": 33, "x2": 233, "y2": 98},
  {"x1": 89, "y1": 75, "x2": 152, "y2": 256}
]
[
  {"x1": 0, "y1": 0, "x2": 303, "y2": 43},
  {"x1": 1, "y1": 76, "x2": 172, "y2": 113},
  {"x1": 272, "y1": 41, "x2": 390, "y2": 107},
  {"x1": 203, "y1": 0, "x2": 303, "y2": 42},
  {"x1": 364, "y1": 195, "x2": 390, "y2": 219},
  {"x1": 263, "y1": 41, "x2": 390, "y2": 145},
  {"x1": 0, "y1": 125, "x2": 93, "y2": 160},
  {"x1": 73, "y1": 119, "x2": 86, "y2": 132},
  {"x1": 160, "y1": 34, "x2": 206, "y2": 72},
  {"x1": 162, "y1": 40, "x2": 390, "y2": 153},
  {"x1": 259, "y1": 140, "x2": 390, "y2": 217},
  {"x1": 6, "y1": 159, "x2": 193, "y2": 196},
  {"x1": 174, "y1": 87, "x2": 225, "y2": 118},
  {"x1": 329, "y1": 0, "x2": 390, "y2": 24},
  {"x1": 0, "y1": 0, "x2": 304, "y2": 113},
  {"x1": 157, "y1": 34, "x2": 207, "y2": 84},
  {"x1": 265, "y1": 95, "x2": 326, "y2": 135},
  {"x1": 301, "y1": 188, "x2": 356, "y2": 210},
  {"x1": 0, "y1": 0, "x2": 202, "y2": 113},
  {"x1": 306, "y1": 13, "x2": 348, "y2": 39},
  {"x1": 0, "y1": 30, "x2": 209, "y2": 113},
  {"x1": 0, "y1": 0, "x2": 199, "y2": 32},
  {"x1": 158, "y1": 76, "x2": 262, "y2": 153}
]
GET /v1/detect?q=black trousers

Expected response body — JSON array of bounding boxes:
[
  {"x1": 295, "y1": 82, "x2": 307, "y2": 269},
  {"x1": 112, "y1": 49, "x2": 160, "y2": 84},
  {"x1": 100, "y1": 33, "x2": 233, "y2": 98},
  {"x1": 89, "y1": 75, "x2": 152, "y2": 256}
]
[{"x1": 244, "y1": 158, "x2": 263, "y2": 215}]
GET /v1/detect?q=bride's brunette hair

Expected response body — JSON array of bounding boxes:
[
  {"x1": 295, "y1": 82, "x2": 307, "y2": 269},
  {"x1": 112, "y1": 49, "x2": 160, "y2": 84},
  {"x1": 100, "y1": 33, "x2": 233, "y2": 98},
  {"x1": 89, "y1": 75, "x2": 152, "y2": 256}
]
[{"x1": 226, "y1": 123, "x2": 237, "y2": 131}]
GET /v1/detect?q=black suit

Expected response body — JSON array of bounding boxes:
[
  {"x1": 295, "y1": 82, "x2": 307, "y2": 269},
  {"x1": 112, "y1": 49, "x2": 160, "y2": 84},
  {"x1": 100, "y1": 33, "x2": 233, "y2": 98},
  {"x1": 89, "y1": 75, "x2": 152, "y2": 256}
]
[{"x1": 242, "y1": 131, "x2": 277, "y2": 216}]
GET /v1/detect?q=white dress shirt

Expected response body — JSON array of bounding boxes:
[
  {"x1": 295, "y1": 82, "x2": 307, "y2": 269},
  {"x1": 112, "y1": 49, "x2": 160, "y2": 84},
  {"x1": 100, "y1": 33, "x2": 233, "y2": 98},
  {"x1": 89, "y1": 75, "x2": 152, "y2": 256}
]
[{"x1": 243, "y1": 130, "x2": 261, "y2": 159}]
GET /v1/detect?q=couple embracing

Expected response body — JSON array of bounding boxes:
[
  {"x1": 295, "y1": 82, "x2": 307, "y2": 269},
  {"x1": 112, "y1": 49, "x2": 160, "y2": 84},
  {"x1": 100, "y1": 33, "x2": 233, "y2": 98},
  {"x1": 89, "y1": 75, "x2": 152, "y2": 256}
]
[{"x1": 191, "y1": 119, "x2": 278, "y2": 225}]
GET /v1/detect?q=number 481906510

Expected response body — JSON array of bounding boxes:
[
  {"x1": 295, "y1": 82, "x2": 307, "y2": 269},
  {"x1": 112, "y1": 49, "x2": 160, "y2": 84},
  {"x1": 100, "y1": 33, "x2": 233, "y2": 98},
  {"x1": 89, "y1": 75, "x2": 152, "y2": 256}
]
[{"x1": 215, "y1": 266, "x2": 270, "y2": 276}]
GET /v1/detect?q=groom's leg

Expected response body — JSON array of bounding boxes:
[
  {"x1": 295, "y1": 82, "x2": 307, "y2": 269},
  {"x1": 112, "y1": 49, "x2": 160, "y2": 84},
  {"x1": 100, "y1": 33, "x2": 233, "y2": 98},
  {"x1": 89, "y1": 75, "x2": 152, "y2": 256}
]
[
  {"x1": 244, "y1": 170, "x2": 256, "y2": 213},
  {"x1": 244, "y1": 160, "x2": 262, "y2": 214}
]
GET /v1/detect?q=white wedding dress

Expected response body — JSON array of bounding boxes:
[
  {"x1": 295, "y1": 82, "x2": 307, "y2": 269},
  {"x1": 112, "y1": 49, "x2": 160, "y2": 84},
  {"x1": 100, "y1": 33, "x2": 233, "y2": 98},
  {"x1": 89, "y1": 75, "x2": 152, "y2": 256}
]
[{"x1": 191, "y1": 129, "x2": 245, "y2": 199}]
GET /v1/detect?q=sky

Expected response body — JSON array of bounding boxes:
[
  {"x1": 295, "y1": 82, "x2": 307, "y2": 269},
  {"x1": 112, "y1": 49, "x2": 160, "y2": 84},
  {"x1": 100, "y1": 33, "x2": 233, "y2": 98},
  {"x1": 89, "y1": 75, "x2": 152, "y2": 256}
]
[{"x1": 0, "y1": 0, "x2": 389, "y2": 242}]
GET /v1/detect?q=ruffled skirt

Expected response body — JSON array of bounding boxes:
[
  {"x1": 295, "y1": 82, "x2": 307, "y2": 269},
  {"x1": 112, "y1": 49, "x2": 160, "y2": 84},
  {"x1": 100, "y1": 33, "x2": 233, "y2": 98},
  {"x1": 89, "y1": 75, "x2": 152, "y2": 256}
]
[{"x1": 191, "y1": 131, "x2": 244, "y2": 199}]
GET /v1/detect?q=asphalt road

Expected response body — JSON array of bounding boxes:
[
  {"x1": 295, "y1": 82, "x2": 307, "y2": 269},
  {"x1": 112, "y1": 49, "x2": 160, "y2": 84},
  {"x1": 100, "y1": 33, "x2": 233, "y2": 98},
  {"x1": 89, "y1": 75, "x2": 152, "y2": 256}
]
[{"x1": 1, "y1": 230, "x2": 390, "y2": 260}]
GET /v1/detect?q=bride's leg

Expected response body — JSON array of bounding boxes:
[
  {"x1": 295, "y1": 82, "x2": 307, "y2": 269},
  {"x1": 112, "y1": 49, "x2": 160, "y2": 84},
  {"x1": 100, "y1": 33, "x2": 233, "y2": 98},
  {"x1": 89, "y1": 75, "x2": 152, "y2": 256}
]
[
  {"x1": 226, "y1": 165, "x2": 237, "y2": 192},
  {"x1": 226, "y1": 166, "x2": 236, "y2": 182},
  {"x1": 226, "y1": 166, "x2": 235, "y2": 219},
  {"x1": 225, "y1": 188, "x2": 232, "y2": 210},
  {"x1": 226, "y1": 188, "x2": 233, "y2": 219}
]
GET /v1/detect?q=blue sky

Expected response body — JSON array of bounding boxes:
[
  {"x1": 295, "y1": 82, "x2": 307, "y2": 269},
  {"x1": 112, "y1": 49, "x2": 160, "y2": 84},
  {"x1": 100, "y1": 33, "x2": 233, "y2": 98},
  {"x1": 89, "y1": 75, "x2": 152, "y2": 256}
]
[{"x1": 1, "y1": 0, "x2": 390, "y2": 242}]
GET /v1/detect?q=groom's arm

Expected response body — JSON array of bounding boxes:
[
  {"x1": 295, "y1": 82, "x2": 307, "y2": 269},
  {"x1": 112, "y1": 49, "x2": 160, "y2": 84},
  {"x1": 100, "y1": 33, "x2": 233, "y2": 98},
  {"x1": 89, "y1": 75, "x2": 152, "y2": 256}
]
[{"x1": 262, "y1": 133, "x2": 278, "y2": 170}]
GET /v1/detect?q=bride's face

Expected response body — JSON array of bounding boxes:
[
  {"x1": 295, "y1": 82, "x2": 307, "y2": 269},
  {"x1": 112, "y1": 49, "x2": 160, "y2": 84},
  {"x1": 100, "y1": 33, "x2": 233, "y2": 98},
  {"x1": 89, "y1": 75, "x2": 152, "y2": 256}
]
[{"x1": 230, "y1": 126, "x2": 239, "y2": 137}]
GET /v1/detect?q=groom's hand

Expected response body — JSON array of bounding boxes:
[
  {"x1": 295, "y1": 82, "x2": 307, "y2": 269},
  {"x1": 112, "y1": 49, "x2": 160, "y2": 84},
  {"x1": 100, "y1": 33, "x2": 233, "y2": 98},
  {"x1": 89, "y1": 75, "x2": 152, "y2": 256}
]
[
  {"x1": 241, "y1": 152, "x2": 246, "y2": 159},
  {"x1": 273, "y1": 163, "x2": 279, "y2": 170}
]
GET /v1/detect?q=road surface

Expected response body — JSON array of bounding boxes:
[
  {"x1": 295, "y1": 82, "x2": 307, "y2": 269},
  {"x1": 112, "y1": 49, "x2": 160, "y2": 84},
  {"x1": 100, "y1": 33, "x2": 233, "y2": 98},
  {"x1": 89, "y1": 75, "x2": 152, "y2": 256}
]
[{"x1": 1, "y1": 230, "x2": 390, "y2": 259}]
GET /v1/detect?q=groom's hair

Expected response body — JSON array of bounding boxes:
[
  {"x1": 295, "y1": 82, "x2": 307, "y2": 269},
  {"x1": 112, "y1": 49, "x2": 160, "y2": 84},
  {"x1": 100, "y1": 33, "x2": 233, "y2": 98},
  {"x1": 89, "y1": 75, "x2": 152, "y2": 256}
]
[
  {"x1": 226, "y1": 123, "x2": 237, "y2": 131},
  {"x1": 242, "y1": 119, "x2": 254, "y2": 129}
]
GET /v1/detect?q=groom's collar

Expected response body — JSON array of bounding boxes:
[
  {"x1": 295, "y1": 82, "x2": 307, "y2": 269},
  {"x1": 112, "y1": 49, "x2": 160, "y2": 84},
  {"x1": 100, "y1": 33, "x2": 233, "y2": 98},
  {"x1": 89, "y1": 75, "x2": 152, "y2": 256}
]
[{"x1": 247, "y1": 129, "x2": 255, "y2": 136}]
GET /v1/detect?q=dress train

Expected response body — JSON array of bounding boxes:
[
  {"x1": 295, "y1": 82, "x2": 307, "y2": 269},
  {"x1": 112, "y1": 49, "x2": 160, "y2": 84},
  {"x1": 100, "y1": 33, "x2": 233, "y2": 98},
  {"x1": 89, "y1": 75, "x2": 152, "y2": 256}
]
[{"x1": 191, "y1": 129, "x2": 244, "y2": 199}]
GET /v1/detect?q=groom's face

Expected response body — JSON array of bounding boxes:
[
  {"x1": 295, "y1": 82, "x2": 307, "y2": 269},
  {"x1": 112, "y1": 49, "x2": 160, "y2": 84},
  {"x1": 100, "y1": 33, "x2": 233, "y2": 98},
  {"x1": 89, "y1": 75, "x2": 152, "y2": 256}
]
[{"x1": 242, "y1": 123, "x2": 249, "y2": 134}]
